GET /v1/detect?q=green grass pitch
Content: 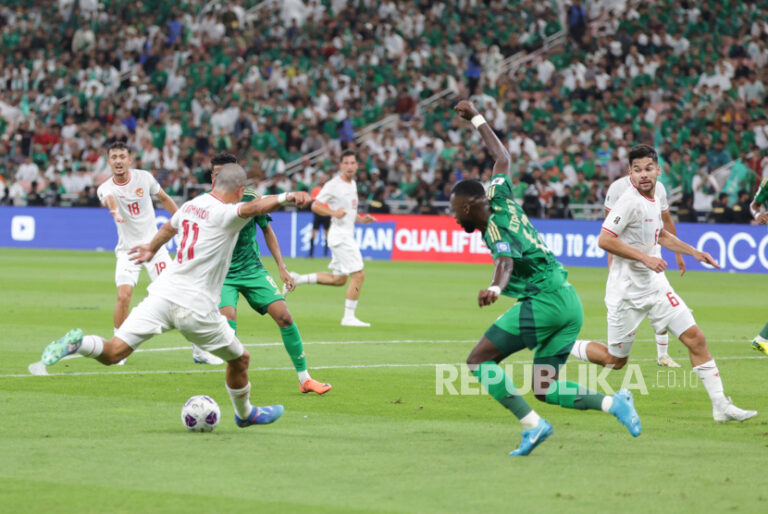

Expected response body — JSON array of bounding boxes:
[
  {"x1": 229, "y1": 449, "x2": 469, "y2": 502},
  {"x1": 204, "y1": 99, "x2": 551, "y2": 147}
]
[{"x1": 1, "y1": 248, "x2": 767, "y2": 513}]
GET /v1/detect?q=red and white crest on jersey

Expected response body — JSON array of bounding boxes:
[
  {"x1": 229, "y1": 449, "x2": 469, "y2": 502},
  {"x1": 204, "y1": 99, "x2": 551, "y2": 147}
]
[{"x1": 136, "y1": 188, "x2": 144, "y2": 197}]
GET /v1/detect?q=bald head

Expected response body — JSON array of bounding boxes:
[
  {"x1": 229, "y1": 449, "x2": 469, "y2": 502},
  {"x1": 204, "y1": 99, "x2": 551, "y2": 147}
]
[{"x1": 213, "y1": 163, "x2": 247, "y2": 193}]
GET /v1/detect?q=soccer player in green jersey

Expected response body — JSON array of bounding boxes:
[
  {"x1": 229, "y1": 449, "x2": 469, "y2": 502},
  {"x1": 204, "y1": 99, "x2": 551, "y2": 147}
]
[
  {"x1": 211, "y1": 153, "x2": 331, "y2": 394},
  {"x1": 449, "y1": 100, "x2": 641, "y2": 456},
  {"x1": 749, "y1": 176, "x2": 768, "y2": 355}
]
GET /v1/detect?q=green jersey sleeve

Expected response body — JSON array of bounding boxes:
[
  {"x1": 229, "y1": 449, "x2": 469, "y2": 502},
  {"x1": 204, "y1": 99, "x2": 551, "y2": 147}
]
[
  {"x1": 754, "y1": 176, "x2": 768, "y2": 207},
  {"x1": 486, "y1": 174, "x2": 513, "y2": 204},
  {"x1": 485, "y1": 219, "x2": 523, "y2": 259},
  {"x1": 242, "y1": 188, "x2": 272, "y2": 229}
]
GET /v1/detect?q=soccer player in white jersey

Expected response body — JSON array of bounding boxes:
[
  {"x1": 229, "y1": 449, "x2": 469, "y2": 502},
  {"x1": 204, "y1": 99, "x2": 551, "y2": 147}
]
[
  {"x1": 604, "y1": 170, "x2": 684, "y2": 367},
  {"x1": 40, "y1": 164, "x2": 312, "y2": 428},
  {"x1": 96, "y1": 141, "x2": 221, "y2": 365},
  {"x1": 570, "y1": 145, "x2": 757, "y2": 423},
  {"x1": 288, "y1": 150, "x2": 377, "y2": 327}
]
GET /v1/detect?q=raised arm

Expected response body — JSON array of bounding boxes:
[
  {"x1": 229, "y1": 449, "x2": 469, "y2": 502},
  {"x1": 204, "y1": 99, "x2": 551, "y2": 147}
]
[
  {"x1": 101, "y1": 193, "x2": 126, "y2": 223},
  {"x1": 155, "y1": 188, "x2": 178, "y2": 215},
  {"x1": 240, "y1": 191, "x2": 312, "y2": 218},
  {"x1": 454, "y1": 100, "x2": 510, "y2": 176}
]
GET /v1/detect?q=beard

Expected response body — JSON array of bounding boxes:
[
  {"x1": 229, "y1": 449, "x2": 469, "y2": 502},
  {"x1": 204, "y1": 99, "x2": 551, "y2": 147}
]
[{"x1": 460, "y1": 221, "x2": 475, "y2": 233}]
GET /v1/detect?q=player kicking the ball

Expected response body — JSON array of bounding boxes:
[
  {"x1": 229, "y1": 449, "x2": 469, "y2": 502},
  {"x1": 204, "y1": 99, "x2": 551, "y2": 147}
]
[
  {"x1": 210, "y1": 153, "x2": 330, "y2": 394},
  {"x1": 96, "y1": 141, "x2": 222, "y2": 366},
  {"x1": 569, "y1": 144, "x2": 757, "y2": 423},
  {"x1": 450, "y1": 100, "x2": 641, "y2": 457},
  {"x1": 41, "y1": 164, "x2": 312, "y2": 427}
]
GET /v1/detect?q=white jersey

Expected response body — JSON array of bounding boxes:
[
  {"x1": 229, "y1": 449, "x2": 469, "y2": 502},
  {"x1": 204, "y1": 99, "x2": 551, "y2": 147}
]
[
  {"x1": 97, "y1": 169, "x2": 162, "y2": 252},
  {"x1": 315, "y1": 174, "x2": 359, "y2": 245},
  {"x1": 602, "y1": 185, "x2": 665, "y2": 302},
  {"x1": 605, "y1": 175, "x2": 669, "y2": 212},
  {"x1": 148, "y1": 193, "x2": 249, "y2": 315}
]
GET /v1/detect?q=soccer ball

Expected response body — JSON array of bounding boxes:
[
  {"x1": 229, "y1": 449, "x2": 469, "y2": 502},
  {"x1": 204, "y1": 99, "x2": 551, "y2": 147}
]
[{"x1": 181, "y1": 395, "x2": 221, "y2": 432}]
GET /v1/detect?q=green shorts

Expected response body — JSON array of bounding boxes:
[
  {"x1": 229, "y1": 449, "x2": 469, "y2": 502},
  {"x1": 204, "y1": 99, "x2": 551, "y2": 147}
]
[
  {"x1": 219, "y1": 269, "x2": 284, "y2": 315},
  {"x1": 484, "y1": 283, "x2": 584, "y2": 368}
]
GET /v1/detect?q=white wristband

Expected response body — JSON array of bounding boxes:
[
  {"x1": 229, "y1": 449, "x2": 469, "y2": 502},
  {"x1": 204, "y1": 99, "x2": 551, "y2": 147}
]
[
  {"x1": 487, "y1": 285, "x2": 501, "y2": 296},
  {"x1": 471, "y1": 114, "x2": 487, "y2": 129},
  {"x1": 277, "y1": 192, "x2": 289, "y2": 205}
]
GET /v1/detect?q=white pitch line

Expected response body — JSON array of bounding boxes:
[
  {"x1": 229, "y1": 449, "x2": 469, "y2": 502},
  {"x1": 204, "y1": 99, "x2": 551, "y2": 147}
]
[{"x1": 3, "y1": 355, "x2": 765, "y2": 379}]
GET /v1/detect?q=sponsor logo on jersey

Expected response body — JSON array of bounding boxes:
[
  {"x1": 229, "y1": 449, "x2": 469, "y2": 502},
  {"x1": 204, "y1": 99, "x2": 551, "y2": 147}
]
[
  {"x1": 495, "y1": 241, "x2": 511, "y2": 253},
  {"x1": 136, "y1": 188, "x2": 144, "y2": 197},
  {"x1": 644, "y1": 218, "x2": 654, "y2": 222}
]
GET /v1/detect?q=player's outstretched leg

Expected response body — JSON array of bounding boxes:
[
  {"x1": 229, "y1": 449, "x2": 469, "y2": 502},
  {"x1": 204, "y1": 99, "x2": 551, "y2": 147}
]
[
  {"x1": 225, "y1": 349, "x2": 284, "y2": 427},
  {"x1": 751, "y1": 321, "x2": 768, "y2": 356},
  {"x1": 41, "y1": 329, "x2": 85, "y2": 365}
]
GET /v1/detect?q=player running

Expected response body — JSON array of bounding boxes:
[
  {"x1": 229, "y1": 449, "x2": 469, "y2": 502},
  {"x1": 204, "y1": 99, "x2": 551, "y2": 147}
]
[
  {"x1": 210, "y1": 153, "x2": 330, "y2": 394},
  {"x1": 40, "y1": 164, "x2": 312, "y2": 427},
  {"x1": 569, "y1": 144, "x2": 757, "y2": 423},
  {"x1": 604, "y1": 170, "x2": 684, "y2": 367},
  {"x1": 96, "y1": 141, "x2": 222, "y2": 365},
  {"x1": 749, "y1": 175, "x2": 768, "y2": 355},
  {"x1": 450, "y1": 100, "x2": 641, "y2": 457},
  {"x1": 287, "y1": 150, "x2": 377, "y2": 327}
]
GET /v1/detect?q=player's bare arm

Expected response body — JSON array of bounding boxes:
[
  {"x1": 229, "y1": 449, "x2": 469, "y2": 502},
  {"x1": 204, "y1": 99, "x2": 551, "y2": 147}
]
[
  {"x1": 454, "y1": 100, "x2": 510, "y2": 175},
  {"x1": 750, "y1": 199, "x2": 768, "y2": 224},
  {"x1": 479, "y1": 256, "x2": 513, "y2": 307},
  {"x1": 240, "y1": 191, "x2": 312, "y2": 218},
  {"x1": 657, "y1": 230, "x2": 720, "y2": 268},
  {"x1": 102, "y1": 194, "x2": 126, "y2": 223},
  {"x1": 356, "y1": 214, "x2": 377, "y2": 224},
  {"x1": 311, "y1": 201, "x2": 346, "y2": 219},
  {"x1": 262, "y1": 225, "x2": 294, "y2": 292},
  {"x1": 598, "y1": 229, "x2": 667, "y2": 273},
  {"x1": 129, "y1": 221, "x2": 178, "y2": 264},
  {"x1": 155, "y1": 189, "x2": 179, "y2": 215},
  {"x1": 661, "y1": 209, "x2": 686, "y2": 275}
]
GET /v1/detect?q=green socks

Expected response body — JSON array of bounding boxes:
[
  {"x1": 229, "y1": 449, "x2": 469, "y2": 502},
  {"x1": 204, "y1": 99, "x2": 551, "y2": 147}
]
[
  {"x1": 280, "y1": 323, "x2": 307, "y2": 372},
  {"x1": 473, "y1": 361, "x2": 532, "y2": 420},
  {"x1": 544, "y1": 381, "x2": 604, "y2": 411}
]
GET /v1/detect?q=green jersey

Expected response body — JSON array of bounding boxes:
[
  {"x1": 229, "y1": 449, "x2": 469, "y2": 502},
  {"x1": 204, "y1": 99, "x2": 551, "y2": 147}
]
[
  {"x1": 483, "y1": 174, "x2": 568, "y2": 298},
  {"x1": 754, "y1": 176, "x2": 768, "y2": 208},
  {"x1": 227, "y1": 188, "x2": 271, "y2": 277}
]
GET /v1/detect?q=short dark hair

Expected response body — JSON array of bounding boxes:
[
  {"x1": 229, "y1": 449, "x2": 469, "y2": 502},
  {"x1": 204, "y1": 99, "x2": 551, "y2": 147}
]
[
  {"x1": 107, "y1": 141, "x2": 130, "y2": 154},
  {"x1": 451, "y1": 179, "x2": 486, "y2": 198},
  {"x1": 628, "y1": 144, "x2": 658, "y2": 165},
  {"x1": 341, "y1": 150, "x2": 357, "y2": 161},
  {"x1": 211, "y1": 152, "x2": 238, "y2": 166}
]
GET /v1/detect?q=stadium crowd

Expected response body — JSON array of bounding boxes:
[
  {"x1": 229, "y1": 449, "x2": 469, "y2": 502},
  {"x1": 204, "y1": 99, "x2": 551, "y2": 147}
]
[{"x1": 1, "y1": 0, "x2": 767, "y2": 223}]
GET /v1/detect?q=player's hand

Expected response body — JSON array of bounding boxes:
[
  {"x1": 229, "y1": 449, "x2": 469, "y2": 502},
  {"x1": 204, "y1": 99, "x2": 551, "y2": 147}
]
[
  {"x1": 454, "y1": 100, "x2": 479, "y2": 121},
  {"x1": 110, "y1": 210, "x2": 126, "y2": 223},
  {"x1": 288, "y1": 191, "x2": 312, "y2": 208},
  {"x1": 280, "y1": 267, "x2": 295, "y2": 292},
  {"x1": 642, "y1": 256, "x2": 667, "y2": 273},
  {"x1": 694, "y1": 250, "x2": 720, "y2": 269},
  {"x1": 477, "y1": 288, "x2": 499, "y2": 307},
  {"x1": 333, "y1": 208, "x2": 346, "y2": 219},
  {"x1": 360, "y1": 214, "x2": 377, "y2": 224},
  {"x1": 756, "y1": 212, "x2": 768, "y2": 225},
  {"x1": 129, "y1": 244, "x2": 156, "y2": 264},
  {"x1": 675, "y1": 253, "x2": 686, "y2": 276}
]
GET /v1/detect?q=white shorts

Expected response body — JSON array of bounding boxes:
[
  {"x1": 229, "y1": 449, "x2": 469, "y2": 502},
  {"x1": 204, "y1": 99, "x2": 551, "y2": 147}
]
[
  {"x1": 606, "y1": 286, "x2": 696, "y2": 358},
  {"x1": 328, "y1": 238, "x2": 364, "y2": 275},
  {"x1": 115, "y1": 294, "x2": 244, "y2": 362},
  {"x1": 115, "y1": 247, "x2": 172, "y2": 287}
]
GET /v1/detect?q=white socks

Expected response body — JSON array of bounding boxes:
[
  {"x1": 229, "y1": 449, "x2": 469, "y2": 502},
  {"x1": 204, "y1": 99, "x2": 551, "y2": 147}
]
[
  {"x1": 755, "y1": 335, "x2": 768, "y2": 343},
  {"x1": 295, "y1": 273, "x2": 317, "y2": 285},
  {"x1": 570, "y1": 340, "x2": 591, "y2": 361},
  {"x1": 344, "y1": 299, "x2": 358, "y2": 319},
  {"x1": 298, "y1": 370, "x2": 311, "y2": 385},
  {"x1": 693, "y1": 359, "x2": 727, "y2": 410},
  {"x1": 226, "y1": 382, "x2": 253, "y2": 419},
  {"x1": 519, "y1": 410, "x2": 541, "y2": 429},
  {"x1": 656, "y1": 333, "x2": 669, "y2": 358},
  {"x1": 78, "y1": 335, "x2": 104, "y2": 358},
  {"x1": 601, "y1": 396, "x2": 614, "y2": 413}
]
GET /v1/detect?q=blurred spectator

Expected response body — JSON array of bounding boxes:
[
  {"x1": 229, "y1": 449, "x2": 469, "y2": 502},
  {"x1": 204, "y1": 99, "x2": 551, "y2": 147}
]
[{"x1": 709, "y1": 193, "x2": 732, "y2": 223}]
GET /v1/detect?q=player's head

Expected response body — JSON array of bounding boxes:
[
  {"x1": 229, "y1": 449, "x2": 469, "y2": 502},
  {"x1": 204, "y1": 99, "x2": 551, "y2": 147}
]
[
  {"x1": 339, "y1": 150, "x2": 358, "y2": 181},
  {"x1": 450, "y1": 179, "x2": 489, "y2": 233},
  {"x1": 627, "y1": 144, "x2": 659, "y2": 195},
  {"x1": 107, "y1": 141, "x2": 132, "y2": 178},
  {"x1": 212, "y1": 163, "x2": 247, "y2": 201},
  {"x1": 211, "y1": 152, "x2": 238, "y2": 184}
]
